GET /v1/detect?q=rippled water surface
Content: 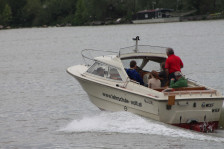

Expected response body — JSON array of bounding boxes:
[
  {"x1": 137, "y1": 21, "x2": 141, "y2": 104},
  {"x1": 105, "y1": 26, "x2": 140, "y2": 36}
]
[{"x1": 1, "y1": 20, "x2": 224, "y2": 148}]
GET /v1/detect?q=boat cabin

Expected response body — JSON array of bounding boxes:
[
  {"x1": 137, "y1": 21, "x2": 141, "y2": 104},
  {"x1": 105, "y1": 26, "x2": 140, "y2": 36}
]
[
  {"x1": 83, "y1": 44, "x2": 215, "y2": 96},
  {"x1": 84, "y1": 45, "x2": 167, "y2": 84}
]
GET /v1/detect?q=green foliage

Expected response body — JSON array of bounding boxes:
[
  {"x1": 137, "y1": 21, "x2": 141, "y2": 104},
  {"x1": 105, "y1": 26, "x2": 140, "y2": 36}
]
[
  {"x1": 0, "y1": 0, "x2": 223, "y2": 27},
  {"x1": 73, "y1": 0, "x2": 88, "y2": 25},
  {"x1": 34, "y1": 0, "x2": 77, "y2": 26},
  {"x1": 7, "y1": 0, "x2": 27, "y2": 26},
  {"x1": 88, "y1": 0, "x2": 107, "y2": 20},
  {"x1": 0, "y1": 4, "x2": 12, "y2": 26},
  {"x1": 22, "y1": 0, "x2": 41, "y2": 26},
  {"x1": 0, "y1": 0, "x2": 7, "y2": 12}
]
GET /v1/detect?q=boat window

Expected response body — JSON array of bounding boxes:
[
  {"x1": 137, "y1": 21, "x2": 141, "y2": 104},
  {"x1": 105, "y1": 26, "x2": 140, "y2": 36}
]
[
  {"x1": 145, "y1": 14, "x2": 148, "y2": 19},
  {"x1": 87, "y1": 62, "x2": 108, "y2": 78},
  {"x1": 158, "y1": 12, "x2": 162, "y2": 18},
  {"x1": 143, "y1": 60, "x2": 160, "y2": 72},
  {"x1": 108, "y1": 67, "x2": 122, "y2": 81},
  {"x1": 87, "y1": 62, "x2": 123, "y2": 81}
]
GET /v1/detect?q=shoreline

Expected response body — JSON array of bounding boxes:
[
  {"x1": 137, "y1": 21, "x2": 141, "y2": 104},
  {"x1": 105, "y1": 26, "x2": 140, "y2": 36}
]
[{"x1": 1, "y1": 17, "x2": 224, "y2": 30}]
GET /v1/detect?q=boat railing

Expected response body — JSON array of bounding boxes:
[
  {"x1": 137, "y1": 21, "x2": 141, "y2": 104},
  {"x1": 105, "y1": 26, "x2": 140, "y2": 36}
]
[
  {"x1": 162, "y1": 88, "x2": 217, "y2": 97},
  {"x1": 81, "y1": 49, "x2": 117, "y2": 66},
  {"x1": 118, "y1": 45, "x2": 167, "y2": 57}
]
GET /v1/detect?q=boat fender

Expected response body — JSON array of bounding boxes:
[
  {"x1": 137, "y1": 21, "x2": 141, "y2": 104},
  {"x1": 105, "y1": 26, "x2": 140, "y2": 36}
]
[
  {"x1": 167, "y1": 95, "x2": 175, "y2": 110},
  {"x1": 168, "y1": 95, "x2": 175, "y2": 105}
]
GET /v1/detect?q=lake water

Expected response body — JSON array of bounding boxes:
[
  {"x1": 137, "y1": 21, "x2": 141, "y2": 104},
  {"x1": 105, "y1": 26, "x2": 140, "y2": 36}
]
[{"x1": 1, "y1": 20, "x2": 224, "y2": 148}]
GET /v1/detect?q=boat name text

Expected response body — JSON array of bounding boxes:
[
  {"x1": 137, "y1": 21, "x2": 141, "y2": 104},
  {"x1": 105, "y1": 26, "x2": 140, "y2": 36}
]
[
  {"x1": 102, "y1": 93, "x2": 129, "y2": 103},
  {"x1": 102, "y1": 93, "x2": 142, "y2": 107},
  {"x1": 144, "y1": 99, "x2": 153, "y2": 104},
  {"x1": 131, "y1": 101, "x2": 142, "y2": 107},
  {"x1": 201, "y1": 102, "x2": 214, "y2": 108},
  {"x1": 212, "y1": 108, "x2": 220, "y2": 112}
]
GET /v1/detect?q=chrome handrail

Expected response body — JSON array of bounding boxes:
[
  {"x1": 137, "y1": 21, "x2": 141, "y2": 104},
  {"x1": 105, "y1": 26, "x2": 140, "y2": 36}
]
[
  {"x1": 81, "y1": 49, "x2": 118, "y2": 66},
  {"x1": 118, "y1": 45, "x2": 167, "y2": 57}
]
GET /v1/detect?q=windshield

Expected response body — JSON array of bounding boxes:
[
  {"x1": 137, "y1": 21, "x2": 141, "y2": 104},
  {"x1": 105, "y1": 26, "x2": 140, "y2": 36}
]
[
  {"x1": 122, "y1": 59, "x2": 143, "y2": 69},
  {"x1": 87, "y1": 61, "x2": 123, "y2": 81},
  {"x1": 122, "y1": 58, "x2": 161, "y2": 72}
]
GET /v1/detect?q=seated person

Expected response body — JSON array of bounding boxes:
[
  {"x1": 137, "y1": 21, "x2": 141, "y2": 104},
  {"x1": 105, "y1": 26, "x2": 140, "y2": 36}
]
[
  {"x1": 126, "y1": 60, "x2": 144, "y2": 85},
  {"x1": 110, "y1": 68, "x2": 122, "y2": 80},
  {"x1": 148, "y1": 70, "x2": 161, "y2": 89},
  {"x1": 143, "y1": 73, "x2": 150, "y2": 86},
  {"x1": 96, "y1": 67, "x2": 104, "y2": 77},
  {"x1": 159, "y1": 62, "x2": 168, "y2": 87},
  {"x1": 135, "y1": 65, "x2": 145, "y2": 78},
  {"x1": 170, "y1": 71, "x2": 187, "y2": 88}
]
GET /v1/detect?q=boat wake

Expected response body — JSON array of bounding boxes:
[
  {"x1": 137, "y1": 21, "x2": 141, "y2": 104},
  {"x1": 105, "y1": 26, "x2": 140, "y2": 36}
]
[{"x1": 59, "y1": 111, "x2": 224, "y2": 142}]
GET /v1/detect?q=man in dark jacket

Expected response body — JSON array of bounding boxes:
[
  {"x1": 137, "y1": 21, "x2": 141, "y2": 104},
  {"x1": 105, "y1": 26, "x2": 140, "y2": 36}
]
[
  {"x1": 170, "y1": 71, "x2": 187, "y2": 88},
  {"x1": 126, "y1": 60, "x2": 144, "y2": 85}
]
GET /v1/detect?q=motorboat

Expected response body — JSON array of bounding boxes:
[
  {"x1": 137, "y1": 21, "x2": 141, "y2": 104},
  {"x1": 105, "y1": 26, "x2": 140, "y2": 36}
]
[{"x1": 67, "y1": 37, "x2": 224, "y2": 132}]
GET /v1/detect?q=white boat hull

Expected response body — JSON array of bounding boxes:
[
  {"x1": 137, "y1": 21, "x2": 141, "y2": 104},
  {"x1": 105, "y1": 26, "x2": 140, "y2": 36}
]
[{"x1": 73, "y1": 72, "x2": 223, "y2": 127}]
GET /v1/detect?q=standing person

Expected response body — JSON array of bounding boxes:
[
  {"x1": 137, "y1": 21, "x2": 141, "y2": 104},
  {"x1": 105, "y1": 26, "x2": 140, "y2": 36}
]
[
  {"x1": 159, "y1": 62, "x2": 168, "y2": 87},
  {"x1": 126, "y1": 60, "x2": 144, "y2": 85},
  {"x1": 165, "y1": 48, "x2": 183, "y2": 82},
  {"x1": 148, "y1": 70, "x2": 161, "y2": 89}
]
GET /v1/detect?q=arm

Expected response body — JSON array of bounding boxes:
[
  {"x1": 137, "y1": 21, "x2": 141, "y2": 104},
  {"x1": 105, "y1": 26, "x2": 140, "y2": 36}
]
[
  {"x1": 136, "y1": 72, "x2": 144, "y2": 85},
  {"x1": 165, "y1": 60, "x2": 169, "y2": 76},
  {"x1": 180, "y1": 59, "x2": 184, "y2": 68},
  {"x1": 137, "y1": 75, "x2": 144, "y2": 85},
  {"x1": 165, "y1": 68, "x2": 169, "y2": 78},
  {"x1": 148, "y1": 80, "x2": 152, "y2": 88}
]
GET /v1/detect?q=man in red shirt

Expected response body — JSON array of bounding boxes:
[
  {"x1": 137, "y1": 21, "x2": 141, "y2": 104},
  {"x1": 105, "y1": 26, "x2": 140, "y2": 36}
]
[{"x1": 165, "y1": 48, "x2": 183, "y2": 82}]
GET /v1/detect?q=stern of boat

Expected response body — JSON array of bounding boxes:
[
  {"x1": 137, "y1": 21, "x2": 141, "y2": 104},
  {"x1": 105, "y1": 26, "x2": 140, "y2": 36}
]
[{"x1": 158, "y1": 88, "x2": 223, "y2": 132}]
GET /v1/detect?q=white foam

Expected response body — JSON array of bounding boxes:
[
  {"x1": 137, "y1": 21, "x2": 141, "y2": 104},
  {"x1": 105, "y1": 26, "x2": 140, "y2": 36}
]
[{"x1": 60, "y1": 111, "x2": 224, "y2": 142}]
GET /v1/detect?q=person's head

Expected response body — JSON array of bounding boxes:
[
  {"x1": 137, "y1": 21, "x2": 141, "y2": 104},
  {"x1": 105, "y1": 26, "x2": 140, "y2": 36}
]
[
  {"x1": 150, "y1": 70, "x2": 159, "y2": 79},
  {"x1": 97, "y1": 67, "x2": 104, "y2": 76},
  {"x1": 130, "y1": 60, "x2": 137, "y2": 69},
  {"x1": 166, "y1": 48, "x2": 174, "y2": 56},
  {"x1": 174, "y1": 71, "x2": 182, "y2": 79}
]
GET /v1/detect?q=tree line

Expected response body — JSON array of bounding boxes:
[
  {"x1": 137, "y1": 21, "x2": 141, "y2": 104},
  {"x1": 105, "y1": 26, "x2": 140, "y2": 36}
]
[{"x1": 0, "y1": 0, "x2": 223, "y2": 27}]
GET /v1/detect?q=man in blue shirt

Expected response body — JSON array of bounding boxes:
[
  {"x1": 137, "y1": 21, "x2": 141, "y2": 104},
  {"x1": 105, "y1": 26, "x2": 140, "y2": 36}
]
[{"x1": 126, "y1": 60, "x2": 144, "y2": 85}]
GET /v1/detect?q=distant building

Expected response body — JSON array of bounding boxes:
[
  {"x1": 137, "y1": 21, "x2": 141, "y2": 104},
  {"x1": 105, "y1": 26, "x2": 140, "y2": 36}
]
[
  {"x1": 134, "y1": 8, "x2": 173, "y2": 20},
  {"x1": 132, "y1": 8, "x2": 179, "y2": 24}
]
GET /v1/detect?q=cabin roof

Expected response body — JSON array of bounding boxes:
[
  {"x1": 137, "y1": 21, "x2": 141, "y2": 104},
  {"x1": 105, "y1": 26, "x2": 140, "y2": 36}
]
[
  {"x1": 118, "y1": 45, "x2": 167, "y2": 62},
  {"x1": 94, "y1": 51, "x2": 167, "y2": 68},
  {"x1": 94, "y1": 55, "x2": 124, "y2": 68}
]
